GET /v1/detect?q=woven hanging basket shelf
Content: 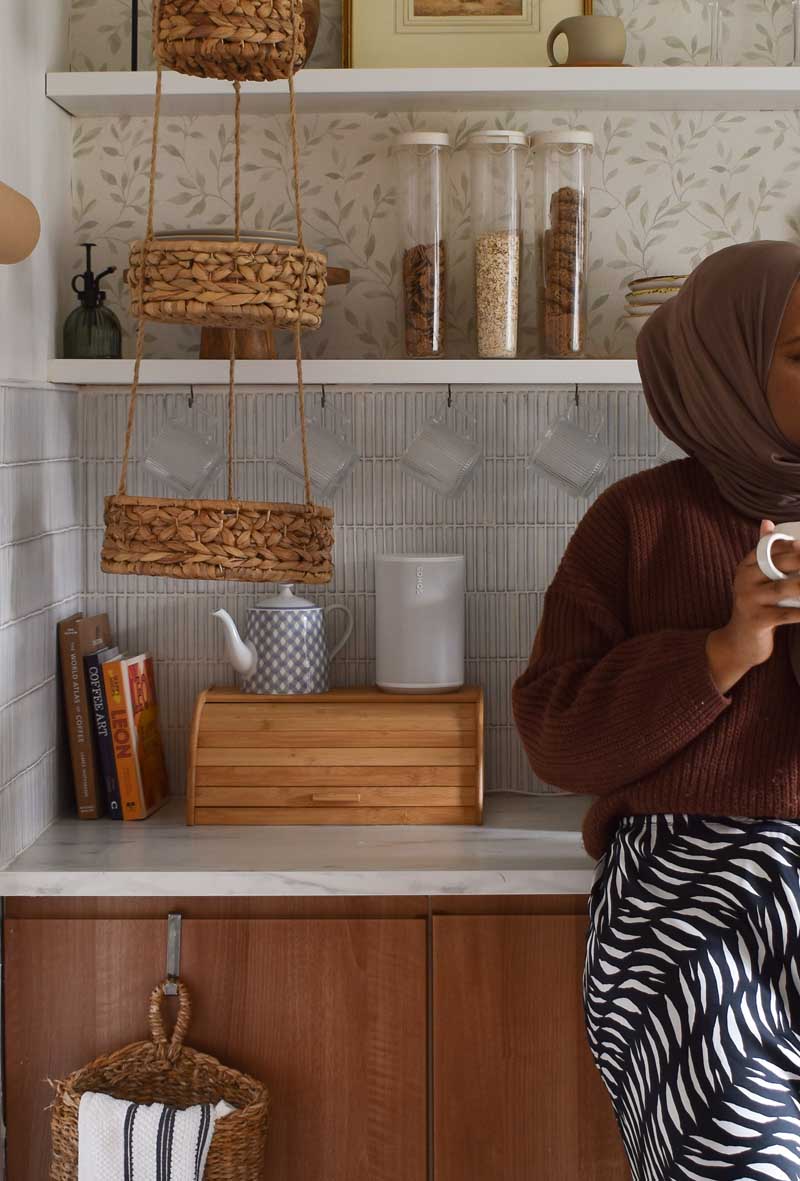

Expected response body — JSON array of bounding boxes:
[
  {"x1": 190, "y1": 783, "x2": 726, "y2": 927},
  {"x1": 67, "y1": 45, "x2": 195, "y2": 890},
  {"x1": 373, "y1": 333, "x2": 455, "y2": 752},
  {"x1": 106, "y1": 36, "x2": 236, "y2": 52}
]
[
  {"x1": 50, "y1": 981, "x2": 269, "y2": 1181},
  {"x1": 101, "y1": 0, "x2": 336, "y2": 586},
  {"x1": 154, "y1": 0, "x2": 310, "y2": 81},
  {"x1": 102, "y1": 494, "x2": 334, "y2": 583},
  {"x1": 128, "y1": 238, "x2": 328, "y2": 330}
]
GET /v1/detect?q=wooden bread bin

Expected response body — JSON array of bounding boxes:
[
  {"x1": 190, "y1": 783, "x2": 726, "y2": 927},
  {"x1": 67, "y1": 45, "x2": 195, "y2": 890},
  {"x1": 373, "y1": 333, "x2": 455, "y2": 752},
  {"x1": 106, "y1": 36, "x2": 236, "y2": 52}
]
[{"x1": 187, "y1": 687, "x2": 484, "y2": 826}]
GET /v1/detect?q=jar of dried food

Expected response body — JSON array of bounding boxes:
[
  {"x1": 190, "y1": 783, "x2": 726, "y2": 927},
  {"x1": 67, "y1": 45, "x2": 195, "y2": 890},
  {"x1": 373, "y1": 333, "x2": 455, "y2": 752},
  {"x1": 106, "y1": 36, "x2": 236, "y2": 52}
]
[
  {"x1": 532, "y1": 130, "x2": 593, "y2": 358},
  {"x1": 395, "y1": 131, "x2": 450, "y2": 359},
  {"x1": 468, "y1": 130, "x2": 528, "y2": 359}
]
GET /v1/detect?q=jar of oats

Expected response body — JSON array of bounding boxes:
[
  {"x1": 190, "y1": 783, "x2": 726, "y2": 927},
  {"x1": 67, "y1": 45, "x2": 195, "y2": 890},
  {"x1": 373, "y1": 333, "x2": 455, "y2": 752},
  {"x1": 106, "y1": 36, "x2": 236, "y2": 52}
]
[
  {"x1": 531, "y1": 130, "x2": 593, "y2": 358},
  {"x1": 468, "y1": 130, "x2": 528, "y2": 359},
  {"x1": 395, "y1": 131, "x2": 451, "y2": 359}
]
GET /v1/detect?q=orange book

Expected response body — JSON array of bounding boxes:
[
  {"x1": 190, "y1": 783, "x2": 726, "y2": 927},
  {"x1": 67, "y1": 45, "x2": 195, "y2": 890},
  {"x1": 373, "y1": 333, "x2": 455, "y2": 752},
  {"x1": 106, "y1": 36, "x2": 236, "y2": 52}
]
[
  {"x1": 102, "y1": 655, "x2": 168, "y2": 819},
  {"x1": 102, "y1": 659, "x2": 141, "y2": 819},
  {"x1": 125, "y1": 654, "x2": 169, "y2": 817}
]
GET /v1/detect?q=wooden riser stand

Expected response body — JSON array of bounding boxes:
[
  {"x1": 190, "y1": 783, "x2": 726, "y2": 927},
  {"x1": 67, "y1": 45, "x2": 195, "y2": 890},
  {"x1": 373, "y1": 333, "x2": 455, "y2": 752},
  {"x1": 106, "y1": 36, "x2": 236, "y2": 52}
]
[{"x1": 186, "y1": 686, "x2": 484, "y2": 826}]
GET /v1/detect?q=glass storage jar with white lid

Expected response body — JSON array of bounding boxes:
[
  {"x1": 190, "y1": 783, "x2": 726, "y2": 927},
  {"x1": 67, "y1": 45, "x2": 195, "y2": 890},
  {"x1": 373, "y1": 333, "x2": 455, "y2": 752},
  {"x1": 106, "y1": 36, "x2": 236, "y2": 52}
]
[
  {"x1": 532, "y1": 130, "x2": 593, "y2": 358},
  {"x1": 394, "y1": 130, "x2": 450, "y2": 358},
  {"x1": 468, "y1": 129, "x2": 528, "y2": 359}
]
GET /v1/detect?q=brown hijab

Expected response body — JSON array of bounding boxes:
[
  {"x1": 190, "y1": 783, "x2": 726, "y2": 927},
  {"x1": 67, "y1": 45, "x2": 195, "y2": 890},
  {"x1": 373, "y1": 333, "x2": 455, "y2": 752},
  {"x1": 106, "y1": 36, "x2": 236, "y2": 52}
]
[
  {"x1": 637, "y1": 240, "x2": 800, "y2": 684},
  {"x1": 637, "y1": 240, "x2": 800, "y2": 521}
]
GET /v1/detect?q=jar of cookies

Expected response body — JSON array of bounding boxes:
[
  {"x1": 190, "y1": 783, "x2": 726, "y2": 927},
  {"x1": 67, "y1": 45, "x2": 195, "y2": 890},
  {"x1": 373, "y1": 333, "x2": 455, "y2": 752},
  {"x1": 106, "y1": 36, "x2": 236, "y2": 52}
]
[
  {"x1": 532, "y1": 131, "x2": 593, "y2": 358},
  {"x1": 468, "y1": 130, "x2": 528, "y2": 359},
  {"x1": 395, "y1": 131, "x2": 450, "y2": 358}
]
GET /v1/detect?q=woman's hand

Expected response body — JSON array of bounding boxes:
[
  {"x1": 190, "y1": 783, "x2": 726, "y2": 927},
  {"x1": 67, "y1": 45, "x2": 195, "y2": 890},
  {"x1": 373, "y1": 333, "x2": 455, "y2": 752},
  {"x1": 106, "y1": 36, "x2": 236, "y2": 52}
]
[{"x1": 706, "y1": 519, "x2": 800, "y2": 693}]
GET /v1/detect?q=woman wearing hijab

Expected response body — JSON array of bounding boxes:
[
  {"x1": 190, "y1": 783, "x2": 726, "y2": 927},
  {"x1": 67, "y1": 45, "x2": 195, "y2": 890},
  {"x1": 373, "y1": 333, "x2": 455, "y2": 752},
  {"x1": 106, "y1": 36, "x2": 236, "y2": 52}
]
[{"x1": 513, "y1": 239, "x2": 800, "y2": 1180}]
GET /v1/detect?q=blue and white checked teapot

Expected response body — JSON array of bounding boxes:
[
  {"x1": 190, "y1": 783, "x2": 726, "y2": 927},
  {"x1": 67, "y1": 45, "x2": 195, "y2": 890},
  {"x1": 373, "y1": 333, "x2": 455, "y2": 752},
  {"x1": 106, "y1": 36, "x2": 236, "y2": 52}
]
[{"x1": 213, "y1": 584, "x2": 353, "y2": 695}]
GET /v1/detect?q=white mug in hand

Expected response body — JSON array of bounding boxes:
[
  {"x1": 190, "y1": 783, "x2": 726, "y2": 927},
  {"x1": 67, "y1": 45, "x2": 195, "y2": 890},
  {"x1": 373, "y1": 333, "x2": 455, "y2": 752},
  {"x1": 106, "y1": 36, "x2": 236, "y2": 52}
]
[{"x1": 756, "y1": 522, "x2": 800, "y2": 608}]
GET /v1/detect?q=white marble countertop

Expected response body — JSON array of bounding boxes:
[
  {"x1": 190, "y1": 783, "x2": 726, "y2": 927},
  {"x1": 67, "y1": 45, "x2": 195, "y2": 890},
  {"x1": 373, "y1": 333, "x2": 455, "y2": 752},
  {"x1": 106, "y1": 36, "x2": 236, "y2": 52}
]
[{"x1": 0, "y1": 792, "x2": 597, "y2": 897}]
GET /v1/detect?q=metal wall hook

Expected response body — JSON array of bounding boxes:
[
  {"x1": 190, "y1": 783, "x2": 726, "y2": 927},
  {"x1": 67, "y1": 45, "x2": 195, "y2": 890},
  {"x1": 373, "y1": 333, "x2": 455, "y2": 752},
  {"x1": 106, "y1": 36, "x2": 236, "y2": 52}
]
[
  {"x1": 320, "y1": 383, "x2": 327, "y2": 410},
  {"x1": 187, "y1": 384, "x2": 195, "y2": 410},
  {"x1": 447, "y1": 384, "x2": 453, "y2": 409},
  {"x1": 164, "y1": 912, "x2": 182, "y2": 996},
  {"x1": 574, "y1": 383, "x2": 580, "y2": 410}
]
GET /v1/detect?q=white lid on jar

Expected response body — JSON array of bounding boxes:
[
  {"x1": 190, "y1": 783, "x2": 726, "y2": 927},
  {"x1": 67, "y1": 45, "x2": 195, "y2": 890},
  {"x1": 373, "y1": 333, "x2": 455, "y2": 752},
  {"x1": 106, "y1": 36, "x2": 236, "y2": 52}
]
[
  {"x1": 468, "y1": 130, "x2": 529, "y2": 148},
  {"x1": 532, "y1": 130, "x2": 594, "y2": 148},
  {"x1": 395, "y1": 131, "x2": 451, "y2": 147}
]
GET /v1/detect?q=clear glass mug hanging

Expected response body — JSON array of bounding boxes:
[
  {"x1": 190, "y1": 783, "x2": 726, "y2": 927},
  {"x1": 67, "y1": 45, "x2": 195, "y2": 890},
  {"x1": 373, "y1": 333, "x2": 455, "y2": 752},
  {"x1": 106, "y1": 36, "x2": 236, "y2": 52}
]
[
  {"x1": 527, "y1": 401, "x2": 611, "y2": 499},
  {"x1": 399, "y1": 395, "x2": 482, "y2": 499},
  {"x1": 276, "y1": 403, "x2": 360, "y2": 499},
  {"x1": 143, "y1": 395, "x2": 225, "y2": 498},
  {"x1": 654, "y1": 437, "x2": 687, "y2": 466}
]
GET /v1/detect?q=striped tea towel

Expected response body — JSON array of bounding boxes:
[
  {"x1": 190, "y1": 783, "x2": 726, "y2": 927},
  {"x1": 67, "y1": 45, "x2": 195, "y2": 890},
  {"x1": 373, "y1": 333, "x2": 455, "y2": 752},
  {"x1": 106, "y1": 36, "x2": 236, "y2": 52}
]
[{"x1": 77, "y1": 1091, "x2": 235, "y2": 1181}]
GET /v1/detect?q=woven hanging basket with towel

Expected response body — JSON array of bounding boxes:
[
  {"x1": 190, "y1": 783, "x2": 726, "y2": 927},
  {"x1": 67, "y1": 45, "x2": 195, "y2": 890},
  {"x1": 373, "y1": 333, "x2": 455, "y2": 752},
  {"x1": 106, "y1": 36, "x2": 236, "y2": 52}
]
[
  {"x1": 101, "y1": 0, "x2": 334, "y2": 585},
  {"x1": 50, "y1": 980, "x2": 269, "y2": 1181}
]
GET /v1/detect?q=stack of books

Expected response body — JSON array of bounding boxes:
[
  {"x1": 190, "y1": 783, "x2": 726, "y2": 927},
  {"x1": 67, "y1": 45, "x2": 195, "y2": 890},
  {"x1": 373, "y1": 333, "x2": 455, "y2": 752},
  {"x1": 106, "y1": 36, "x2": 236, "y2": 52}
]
[{"x1": 57, "y1": 613, "x2": 169, "y2": 821}]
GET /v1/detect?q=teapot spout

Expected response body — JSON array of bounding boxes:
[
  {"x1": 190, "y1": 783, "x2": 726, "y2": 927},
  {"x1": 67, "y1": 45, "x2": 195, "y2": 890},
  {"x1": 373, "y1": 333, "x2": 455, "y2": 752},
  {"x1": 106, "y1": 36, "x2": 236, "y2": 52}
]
[{"x1": 213, "y1": 609, "x2": 258, "y2": 679}]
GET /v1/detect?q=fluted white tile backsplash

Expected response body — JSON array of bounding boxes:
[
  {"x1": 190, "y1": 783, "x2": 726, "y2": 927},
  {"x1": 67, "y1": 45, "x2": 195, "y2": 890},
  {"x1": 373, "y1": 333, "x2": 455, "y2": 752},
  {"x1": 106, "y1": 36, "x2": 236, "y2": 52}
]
[
  {"x1": 0, "y1": 380, "x2": 668, "y2": 844},
  {"x1": 81, "y1": 382, "x2": 663, "y2": 797},
  {"x1": 0, "y1": 385, "x2": 83, "y2": 864}
]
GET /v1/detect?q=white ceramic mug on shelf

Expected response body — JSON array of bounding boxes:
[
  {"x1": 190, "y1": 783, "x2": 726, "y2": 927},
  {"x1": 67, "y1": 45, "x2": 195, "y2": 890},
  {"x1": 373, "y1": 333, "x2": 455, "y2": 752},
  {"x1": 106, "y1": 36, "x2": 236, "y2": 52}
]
[{"x1": 756, "y1": 522, "x2": 800, "y2": 607}]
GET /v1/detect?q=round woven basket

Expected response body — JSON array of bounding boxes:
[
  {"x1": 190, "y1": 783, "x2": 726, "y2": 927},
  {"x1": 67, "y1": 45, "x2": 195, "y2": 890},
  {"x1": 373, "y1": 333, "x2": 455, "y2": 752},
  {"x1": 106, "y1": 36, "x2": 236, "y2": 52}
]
[
  {"x1": 50, "y1": 981, "x2": 269, "y2": 1181},
  {"x1": 102, "y1": 494, "x2": 334, "y2": 583},
  {"x1": 127, "y1": 238, "x2": 328, "y2": 330},
  {"x1": 153, "y1": 0, "x2": 311, "y2": 81}
]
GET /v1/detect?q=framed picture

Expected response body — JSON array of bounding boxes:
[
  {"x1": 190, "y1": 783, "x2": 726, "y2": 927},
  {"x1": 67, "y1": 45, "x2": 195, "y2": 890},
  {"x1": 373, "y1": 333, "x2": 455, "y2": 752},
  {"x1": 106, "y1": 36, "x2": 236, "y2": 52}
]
[{"x1": 343, "y1": 0, "x2": 593, "y2": 68}]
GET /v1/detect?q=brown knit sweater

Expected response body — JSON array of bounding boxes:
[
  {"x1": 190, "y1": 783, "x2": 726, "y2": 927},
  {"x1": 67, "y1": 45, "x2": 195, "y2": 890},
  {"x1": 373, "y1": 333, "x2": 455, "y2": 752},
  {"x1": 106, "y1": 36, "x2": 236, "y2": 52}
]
[{"x1": 512, "y1": 457, "x2": 800, "y2": 862}]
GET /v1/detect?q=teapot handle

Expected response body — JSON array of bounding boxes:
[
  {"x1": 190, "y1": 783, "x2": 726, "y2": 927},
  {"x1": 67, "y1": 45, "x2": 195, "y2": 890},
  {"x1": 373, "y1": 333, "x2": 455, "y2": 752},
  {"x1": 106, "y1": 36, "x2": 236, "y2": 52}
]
[{"x1": 324, "y1": 605, "x2": 354, "y2": 660}]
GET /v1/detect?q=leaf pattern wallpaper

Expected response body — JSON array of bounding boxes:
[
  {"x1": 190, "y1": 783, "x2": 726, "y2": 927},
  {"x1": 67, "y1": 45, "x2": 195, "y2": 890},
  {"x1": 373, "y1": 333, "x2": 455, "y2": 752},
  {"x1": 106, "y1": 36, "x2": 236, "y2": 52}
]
[{"x1": 67, "y1": 1, "x2": 800, "y2": 360}]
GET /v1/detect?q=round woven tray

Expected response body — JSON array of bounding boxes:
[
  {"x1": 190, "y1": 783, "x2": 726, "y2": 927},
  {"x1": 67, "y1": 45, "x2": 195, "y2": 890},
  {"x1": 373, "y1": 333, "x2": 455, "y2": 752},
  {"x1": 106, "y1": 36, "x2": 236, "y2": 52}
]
[
  {"x1": 102, "y1": 494, "x2": 334, "y2": 583},
  {"x1": 50, "y1": 981, "x2": 269, "y2": 1181},
  {"x1": 153, "y1": 0, "x2": 310, "y2": 81},
  {"x1": 128, "y1": 238, "x2": 328, "y2": 330}
]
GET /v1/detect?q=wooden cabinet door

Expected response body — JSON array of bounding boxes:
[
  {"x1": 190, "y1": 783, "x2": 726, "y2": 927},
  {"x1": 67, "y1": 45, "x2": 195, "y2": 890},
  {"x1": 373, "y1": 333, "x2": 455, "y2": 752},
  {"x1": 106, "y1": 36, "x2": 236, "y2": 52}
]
[
  {"x1": 4, "y1": 917, "x2": 427, "y2": 1181},
  {"x1": 4, "y1": 919, "x2": 167, "y2": 1181},
  {"x1": 432, "y1": 914, "x2": 628, "y2": 1181}
]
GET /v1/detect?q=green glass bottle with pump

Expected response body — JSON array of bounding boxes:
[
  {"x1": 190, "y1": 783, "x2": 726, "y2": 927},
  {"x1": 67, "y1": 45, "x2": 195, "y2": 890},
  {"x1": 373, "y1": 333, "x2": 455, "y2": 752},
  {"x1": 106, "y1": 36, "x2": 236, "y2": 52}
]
[{"x1": 63, "y1": 243, "x2": 122, "y2": 359}]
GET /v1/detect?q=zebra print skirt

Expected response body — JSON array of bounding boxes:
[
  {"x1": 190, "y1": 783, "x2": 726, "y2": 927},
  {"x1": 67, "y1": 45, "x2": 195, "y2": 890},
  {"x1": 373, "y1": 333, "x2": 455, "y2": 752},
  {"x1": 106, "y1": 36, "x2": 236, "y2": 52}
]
[{"x1": 582, "y1": 812, "x2": 800, "y2": 1181}]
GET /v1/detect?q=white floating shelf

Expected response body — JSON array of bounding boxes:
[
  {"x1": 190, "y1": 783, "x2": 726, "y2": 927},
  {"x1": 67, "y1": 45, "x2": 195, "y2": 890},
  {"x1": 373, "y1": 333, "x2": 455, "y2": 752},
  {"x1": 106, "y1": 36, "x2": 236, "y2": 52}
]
[
  {"x1": 46, "y1": 67, "x2": 800, "y2": 117},
  {"x1": 47, "y1": 358, "x2": 641, "y2": 387}
]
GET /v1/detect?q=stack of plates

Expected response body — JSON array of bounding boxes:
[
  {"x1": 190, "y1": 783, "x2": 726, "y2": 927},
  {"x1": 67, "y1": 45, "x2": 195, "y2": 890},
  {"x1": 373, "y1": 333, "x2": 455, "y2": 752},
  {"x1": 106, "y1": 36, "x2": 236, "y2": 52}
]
[{"x1": 626, "y1": 275, "x2": 687, "y2": 337}]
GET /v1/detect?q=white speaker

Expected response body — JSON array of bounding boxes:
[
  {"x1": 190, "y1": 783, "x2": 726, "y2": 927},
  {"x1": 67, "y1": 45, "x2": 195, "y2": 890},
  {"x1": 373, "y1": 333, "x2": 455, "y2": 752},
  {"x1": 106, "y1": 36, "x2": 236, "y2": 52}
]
[{"x1": 375, "y1": 554, "x2": 465, "y2": 693}]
